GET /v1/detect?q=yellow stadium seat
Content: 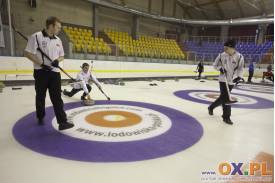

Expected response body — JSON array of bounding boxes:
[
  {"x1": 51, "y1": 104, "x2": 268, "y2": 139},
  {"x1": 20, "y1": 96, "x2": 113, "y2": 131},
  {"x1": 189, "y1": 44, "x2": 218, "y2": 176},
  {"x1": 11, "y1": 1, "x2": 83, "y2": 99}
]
[
  {"x1": 87, "y1": 45, "x2": 92, "y2": 53},
  {"x1": 81, "y1": 44, "x2": 86, "y2": 50},
  {"x1": 75, "y1": 44, "x2": 81, "y2": 52},
  {"x1": 77, "y1": 39, "x2": 83, "y2": 44}
]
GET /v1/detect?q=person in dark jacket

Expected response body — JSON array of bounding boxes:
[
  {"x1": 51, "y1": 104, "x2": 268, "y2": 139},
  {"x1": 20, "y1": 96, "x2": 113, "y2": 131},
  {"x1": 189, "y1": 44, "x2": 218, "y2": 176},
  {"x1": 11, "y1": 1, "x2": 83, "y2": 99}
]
[
  {"x1": 247, "y1": 61, "x2": 254, "y2": 83},
  {"x1": 196, "y1": 61, "x2": 204, "y2": 79}
]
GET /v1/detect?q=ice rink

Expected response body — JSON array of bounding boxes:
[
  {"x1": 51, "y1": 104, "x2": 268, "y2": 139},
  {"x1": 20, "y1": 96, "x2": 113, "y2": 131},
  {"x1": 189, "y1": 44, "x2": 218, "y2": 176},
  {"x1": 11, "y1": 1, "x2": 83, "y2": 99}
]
[{"x1": 0, "y1": 78, "x2": 273, "y2": 183}]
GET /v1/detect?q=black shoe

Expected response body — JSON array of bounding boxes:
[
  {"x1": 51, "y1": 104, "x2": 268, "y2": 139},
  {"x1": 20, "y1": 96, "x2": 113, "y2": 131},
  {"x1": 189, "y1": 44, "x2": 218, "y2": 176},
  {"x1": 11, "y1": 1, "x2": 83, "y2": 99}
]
[
  {"x1": 208, "y1": 107, "x2": 213, "y2": 115},
  {"x1": 38, "y1": 118, "x2": 44, "y2": 125},
  {"x1": 58, "y1": 122, "x2": 74, "y2": 131},
  {"x1": 81, "y1": 96, "x2": 85, "y2": 100},
  {"x1": 223, "y1": 118, "x2": 233, "y2": 125},
  {"x1": 63, "y1": 89, "x2": 68, "y2": 96}
]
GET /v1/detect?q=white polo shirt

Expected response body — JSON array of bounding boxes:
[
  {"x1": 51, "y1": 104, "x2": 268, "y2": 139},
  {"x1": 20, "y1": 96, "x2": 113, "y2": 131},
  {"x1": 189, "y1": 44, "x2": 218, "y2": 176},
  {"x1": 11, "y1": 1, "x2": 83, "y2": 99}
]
[{"x1": 25, "y1": 29, "x2": 64, "y2": 72}]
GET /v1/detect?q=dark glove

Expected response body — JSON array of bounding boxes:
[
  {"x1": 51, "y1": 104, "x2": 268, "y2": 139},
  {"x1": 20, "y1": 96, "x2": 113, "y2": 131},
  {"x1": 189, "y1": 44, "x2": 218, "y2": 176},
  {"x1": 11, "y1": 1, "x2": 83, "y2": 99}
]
[
  {"x1": 51, "y1": 60, "x2": 59, "y2": 68},
  {"x1": 40, "y1": 64, "x2": 52, "y2": 71},
  {"x1": 233, "y1": 77, "x2": 241, "y2": 83},
  {"x1": 220, "y1": 68, "x2": 226, "y2": 74}
]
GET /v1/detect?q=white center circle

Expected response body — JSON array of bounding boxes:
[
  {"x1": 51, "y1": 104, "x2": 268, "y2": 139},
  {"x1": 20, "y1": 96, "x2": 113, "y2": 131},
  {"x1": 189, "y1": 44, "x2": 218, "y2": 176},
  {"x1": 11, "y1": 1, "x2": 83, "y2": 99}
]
[
  {"x1": 103, "y1": 115, "x2": 126, "y2": 121},
  {"x1": 189, "y1": 92, "x2": 257, "y2": 104},
  {"x1": 52, "y1": 105, "x2": 172, "y2": 142},
  {"x1": 238, "y1": 84, "x2": 273, "y2": 93}
]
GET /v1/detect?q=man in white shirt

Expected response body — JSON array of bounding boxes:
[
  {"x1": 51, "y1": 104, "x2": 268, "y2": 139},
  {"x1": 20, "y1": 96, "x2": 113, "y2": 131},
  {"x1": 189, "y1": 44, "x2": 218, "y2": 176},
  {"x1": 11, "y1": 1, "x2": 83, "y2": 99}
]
[
  {"x1": 24, "y1": 16, "x2": 74, "y2": 130},
  {"x1": 208, "y1": 39, "x2": 244, "y2": 125},
  {"x1": 63, "y1": 62, "x2": 102, "y2": 100}
]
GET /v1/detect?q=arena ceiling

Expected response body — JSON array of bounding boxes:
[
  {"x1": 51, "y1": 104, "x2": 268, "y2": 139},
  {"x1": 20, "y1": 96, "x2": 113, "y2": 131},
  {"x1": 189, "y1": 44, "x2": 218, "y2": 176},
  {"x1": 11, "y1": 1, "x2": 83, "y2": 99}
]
[
  {"x1": 112, "y1": 0, "x2": 274, "y2": 20},
  {"x1": 176, "y1": 0, "x2": 273, "y2": 20}
]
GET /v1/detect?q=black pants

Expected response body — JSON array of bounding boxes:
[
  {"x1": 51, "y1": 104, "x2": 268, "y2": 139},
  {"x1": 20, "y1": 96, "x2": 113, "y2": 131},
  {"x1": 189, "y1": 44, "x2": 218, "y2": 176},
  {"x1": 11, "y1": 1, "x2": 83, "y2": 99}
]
[
  {"x1": 64, "y1": 84, "x2": 91, "y2": 97},
  {"x1": 198, "y1": 71, "x2": 202, "y2": 78},
  {"x1": 33, "y1": 69, "x2": 67, "y2": 124},
  {"x1": 247, "y1": 71, "x2": 254, "y2": 82},
  {"x1": 209, "y1": 82, "x2": 234, "y2": 119}
]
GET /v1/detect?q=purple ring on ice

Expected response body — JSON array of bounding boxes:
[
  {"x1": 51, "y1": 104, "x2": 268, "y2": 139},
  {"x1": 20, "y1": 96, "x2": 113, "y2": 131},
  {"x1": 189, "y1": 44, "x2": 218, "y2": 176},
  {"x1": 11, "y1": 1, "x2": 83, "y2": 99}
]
[{"x1": 13, "y1": 100, "x2": 203, "y2": 162}]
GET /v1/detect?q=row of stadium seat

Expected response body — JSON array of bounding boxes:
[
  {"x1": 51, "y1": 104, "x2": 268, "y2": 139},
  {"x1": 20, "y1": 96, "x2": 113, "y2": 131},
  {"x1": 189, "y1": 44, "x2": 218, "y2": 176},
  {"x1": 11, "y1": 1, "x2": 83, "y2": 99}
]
[
  {"x1": 63, "y1": 26, "x2": 111, "y2": 54},
  {"x1": 104, "y1": 29, "x2": 184, "y2": 59},
  {"x1": 63, "y1": 26, "x2": 184, "y2": 59},
  {"x1": 183, "y1": 40, "x2": 274, "y2": 62},
  {"x1": 184, "y1": 41, "x2": 273, "y2": 56}
]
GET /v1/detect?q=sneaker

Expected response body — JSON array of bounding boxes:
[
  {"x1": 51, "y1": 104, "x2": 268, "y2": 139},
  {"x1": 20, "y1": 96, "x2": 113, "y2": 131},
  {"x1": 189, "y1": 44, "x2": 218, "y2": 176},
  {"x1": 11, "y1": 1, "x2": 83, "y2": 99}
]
[
  {"x1": 38, "y1": 118, "x2": 44, "y2": 125},
  {"x1": 223, "y1": 118, "x2": 233, "y2": 125},
  {"x1": 208, "y1": 107, "x2": 213, "y2": 115},
  {"x1": 81, "y1": 96, "x2": 86, "y2": 100},
  {"x1": 58, "y1": 122, "x2": 74, "y2": 131}
]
